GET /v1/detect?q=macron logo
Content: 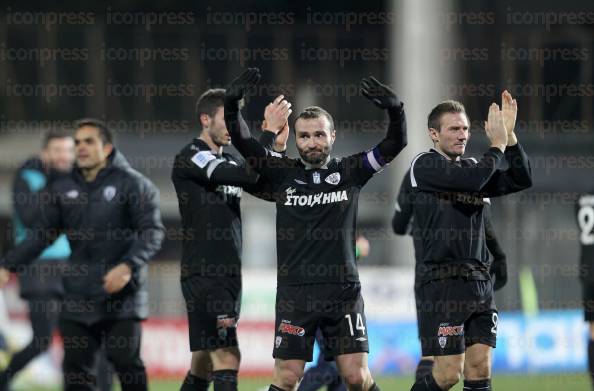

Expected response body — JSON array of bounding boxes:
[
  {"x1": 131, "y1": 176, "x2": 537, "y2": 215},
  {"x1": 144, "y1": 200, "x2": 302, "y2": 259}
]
[{"x1": 284, "y1": 190, "x2": 348, "y2": 207}]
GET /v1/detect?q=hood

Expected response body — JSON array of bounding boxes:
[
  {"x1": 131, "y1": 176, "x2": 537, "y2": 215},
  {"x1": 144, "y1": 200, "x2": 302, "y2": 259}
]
[
  {"x1": 73, "y1": 148, "x2": 133, "y2": 184},
  {"x1": 20, "y1": 156, "x2": 44, "y2": 171}
]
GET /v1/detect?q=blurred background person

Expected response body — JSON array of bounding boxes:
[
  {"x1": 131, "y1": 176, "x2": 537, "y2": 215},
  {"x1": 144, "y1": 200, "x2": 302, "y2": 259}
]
[{"x1": 0, "y1": 131, "x2": 73, "y2": 391}]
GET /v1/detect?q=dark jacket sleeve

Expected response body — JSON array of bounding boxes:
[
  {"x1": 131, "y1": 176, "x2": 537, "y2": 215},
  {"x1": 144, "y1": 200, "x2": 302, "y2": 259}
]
[
  {"x1": 13, "y1": 170, "x2": 39, "y2": 228},
  {"x1": 411, "y1": 148, "x2": 505, "y2": 193},
  {"x1": 480, "y1": 143, "x2": 533, "y2": 197},
  {"x1": 1, "y1": 187, "x2": 61, "y2": 270},
  {"x1": 392, "y1": 172, "x2": 414, "y2": 235},
  {"x1": 484, "y1": 203, "x2": 506, "y2": 260},
  {"x1": 121, "y1": 175, "x2": 165, "y2": 273}
]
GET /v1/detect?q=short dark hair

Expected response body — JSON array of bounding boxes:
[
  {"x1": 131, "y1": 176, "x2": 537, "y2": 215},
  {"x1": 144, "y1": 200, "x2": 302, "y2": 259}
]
[
  {"x1": 195, "y1": 88, "x2": 244, "y2": 131},
  {"x1": 294, "y1": 106, "x2": 335, "y2": 132},
  {"x1": 427, "y1": 100, "x2": 469, "y2": 131},
  {"x1": 74, "y1": 118, "x2": 113, "y2": 145},
  {"x1": 42, "y1": 129, "x2": 72, "y2": 149}
]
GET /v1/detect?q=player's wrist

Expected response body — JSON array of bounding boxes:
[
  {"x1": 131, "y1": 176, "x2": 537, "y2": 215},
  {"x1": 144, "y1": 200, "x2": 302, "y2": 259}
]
[
  {"x1": 507, "y1": 132, "x2": 518, "y2": 146},
  {"x1": 273, "y1": 143, "x2": 287, "y2": 152},
  {"x1": 489, "y1": 143, "x2": 506, "y2": 153}
]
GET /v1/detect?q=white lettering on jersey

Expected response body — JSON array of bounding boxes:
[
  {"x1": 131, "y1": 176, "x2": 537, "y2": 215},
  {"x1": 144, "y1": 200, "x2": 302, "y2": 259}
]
[
  {"x1": 284, "y1": 190, "x2": 348, "y2": 207},
  {"x1": 216, "y1": 185, "x2": 242, "y2": 197}
]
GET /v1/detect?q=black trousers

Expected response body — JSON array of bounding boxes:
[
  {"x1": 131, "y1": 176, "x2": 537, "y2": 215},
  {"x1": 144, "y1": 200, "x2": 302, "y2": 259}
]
[
  {"x1": 59, "y1": 318, "x2": 146, "y2": 391},
  {"x1": 0, "y1": 297, "x2": 112, "y2": 391}
]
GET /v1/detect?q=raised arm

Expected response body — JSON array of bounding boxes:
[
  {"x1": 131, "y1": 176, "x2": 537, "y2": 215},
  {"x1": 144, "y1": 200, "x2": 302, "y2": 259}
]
[
  {"x1": 346, "y1": 76, "x2": 408, "y2": 185},
  {"x1": 361, "y1": 76, "x2": 407, "y2": 164},
  {"x1": 225, "y1": 68, "x2": 275, "y2": 167},
  {"x1": 480, "y1": 91, "x2": 532, "y2": 196}
]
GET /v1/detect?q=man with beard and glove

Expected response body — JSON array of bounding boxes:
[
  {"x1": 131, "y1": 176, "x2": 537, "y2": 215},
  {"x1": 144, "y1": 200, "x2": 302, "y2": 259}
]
[
  {"x1": 0, "y1": 119, "x2": 164, "y2": 391},
  {"x1": 172, "y1": 88, "x2": 289, "y2": 391},
  {"x1": 224, "y1": 68, "x2": 407, "y2": 391},
  {"x1": 406, "y1": 92, "x2": 531, "y2": 391},
  {"x1": 392, "y1": 169, "x2": 508, "y2": 383}
]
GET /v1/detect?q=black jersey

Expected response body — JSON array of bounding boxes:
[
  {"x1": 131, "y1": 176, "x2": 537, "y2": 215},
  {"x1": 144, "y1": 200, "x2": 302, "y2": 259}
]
[
  {"x1": 171, "y1": 133, "x2": 276, "y2": 279},
  {"x1": 392, "y1": 169, "x2": 507, "y2": 284},
  {"x1": 225, "y1": 98, "x2": 407, "y2": 286},
  {"x1": 408, "y1": 145, "x2": 531, "y2": 283},
  {"x1": 578, "y1": 190, "x2": 594, "y2": 283}
]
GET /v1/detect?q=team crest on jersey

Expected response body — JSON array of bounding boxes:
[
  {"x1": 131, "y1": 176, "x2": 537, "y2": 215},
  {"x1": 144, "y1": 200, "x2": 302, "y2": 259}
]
[
  {"x1": 103, "y1": 186, "x2": 116, "y2": 201},
  {"x1": 325, "y1": 172, "x2": 341, "y2": 185},
  {"x1": 65, "y1": 190, "x2": 79, "y2": 199},
  {"x1": 313, "y1": 172, "x2": 321, "y2": 184}
]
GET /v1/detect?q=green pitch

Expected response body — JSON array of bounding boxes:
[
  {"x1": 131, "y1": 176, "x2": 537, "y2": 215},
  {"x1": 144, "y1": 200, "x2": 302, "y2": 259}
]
[
  {"x1": 105, "y1": 373, "x2": 590, "y2": 390},
  {"x1": 28, "y1": 373, "x2": 591, "y2": 390}
]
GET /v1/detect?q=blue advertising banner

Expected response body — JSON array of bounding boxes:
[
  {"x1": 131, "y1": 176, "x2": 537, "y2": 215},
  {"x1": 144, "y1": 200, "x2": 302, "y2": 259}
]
[{"x1": 309, "y1": 310, "x2": 587, "y2": 375}]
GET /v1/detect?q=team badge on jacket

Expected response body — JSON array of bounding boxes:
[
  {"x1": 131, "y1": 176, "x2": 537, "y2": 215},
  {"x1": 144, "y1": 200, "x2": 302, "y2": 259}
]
[{"x1": 103, "y1": 186, "x2": 116, "y2": 201}]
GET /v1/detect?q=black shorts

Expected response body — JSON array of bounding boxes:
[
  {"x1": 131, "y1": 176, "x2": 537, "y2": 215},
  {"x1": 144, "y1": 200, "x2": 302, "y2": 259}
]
[
  {"x1": 417, "y1": 278, "x2": 498, "y2": 356},
  {"x1": 582, "y1": 283, "x2": 594, "y2": 321},
  {"x1": 181, "y1": 275, "x2": 241, "y2": 351},
  {"x1": 273, "y1": 283, "x2": 369, "y2": 362}
]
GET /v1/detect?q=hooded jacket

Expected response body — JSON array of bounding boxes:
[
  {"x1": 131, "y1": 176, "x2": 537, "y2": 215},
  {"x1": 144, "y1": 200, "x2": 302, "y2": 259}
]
[
  {"x1": 2, "y1": 149, "x2": 165, "y2": 323},
  {"x1": 12, "y1": 157, "x2": 71, "y2": 298}
]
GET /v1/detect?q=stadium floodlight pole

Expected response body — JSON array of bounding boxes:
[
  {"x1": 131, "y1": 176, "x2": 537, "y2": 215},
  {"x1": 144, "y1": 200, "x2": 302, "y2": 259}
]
[{"x1": 389, "y1": 0, "x2": 457, "y2": 271}]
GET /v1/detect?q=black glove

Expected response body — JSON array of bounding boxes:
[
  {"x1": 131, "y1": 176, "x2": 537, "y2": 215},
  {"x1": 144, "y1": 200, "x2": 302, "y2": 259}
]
[
  {"x1": 225, "y1": 67, "x2": 261, "y2": 102},
  {"x1": 490, "y1": 257, "x2": 508, "y2": 291},
  {"x1": 361, "y1": 76, "x2": 401, "y2": 109}
]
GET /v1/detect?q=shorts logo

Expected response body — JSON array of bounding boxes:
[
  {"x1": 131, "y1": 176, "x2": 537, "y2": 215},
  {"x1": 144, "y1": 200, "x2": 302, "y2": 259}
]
[
  {"x1": 437, "y1": 323, "x2": 464, "y2": 349},
  {"x1": 325, "y1": 172, "x2": 340, "y2": 185},
  {"x1": 216, "y1": 315, "x2": 237, "y2": 339},
  {"x1": 437, "y1": 323, "x2": 464, "y2": 337},
  {"x1": 278, "y1": 320, "x2": 305, "y2": 337},
  {"x1": 103, "y1": 186, "x2": 116, "y2": 201},
  {"x1": 275, "y1": 336, "x2": 283, "y2": 348},
  {"x1": 438, "y1": 336, "x2": 447, "y2": 348}
]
